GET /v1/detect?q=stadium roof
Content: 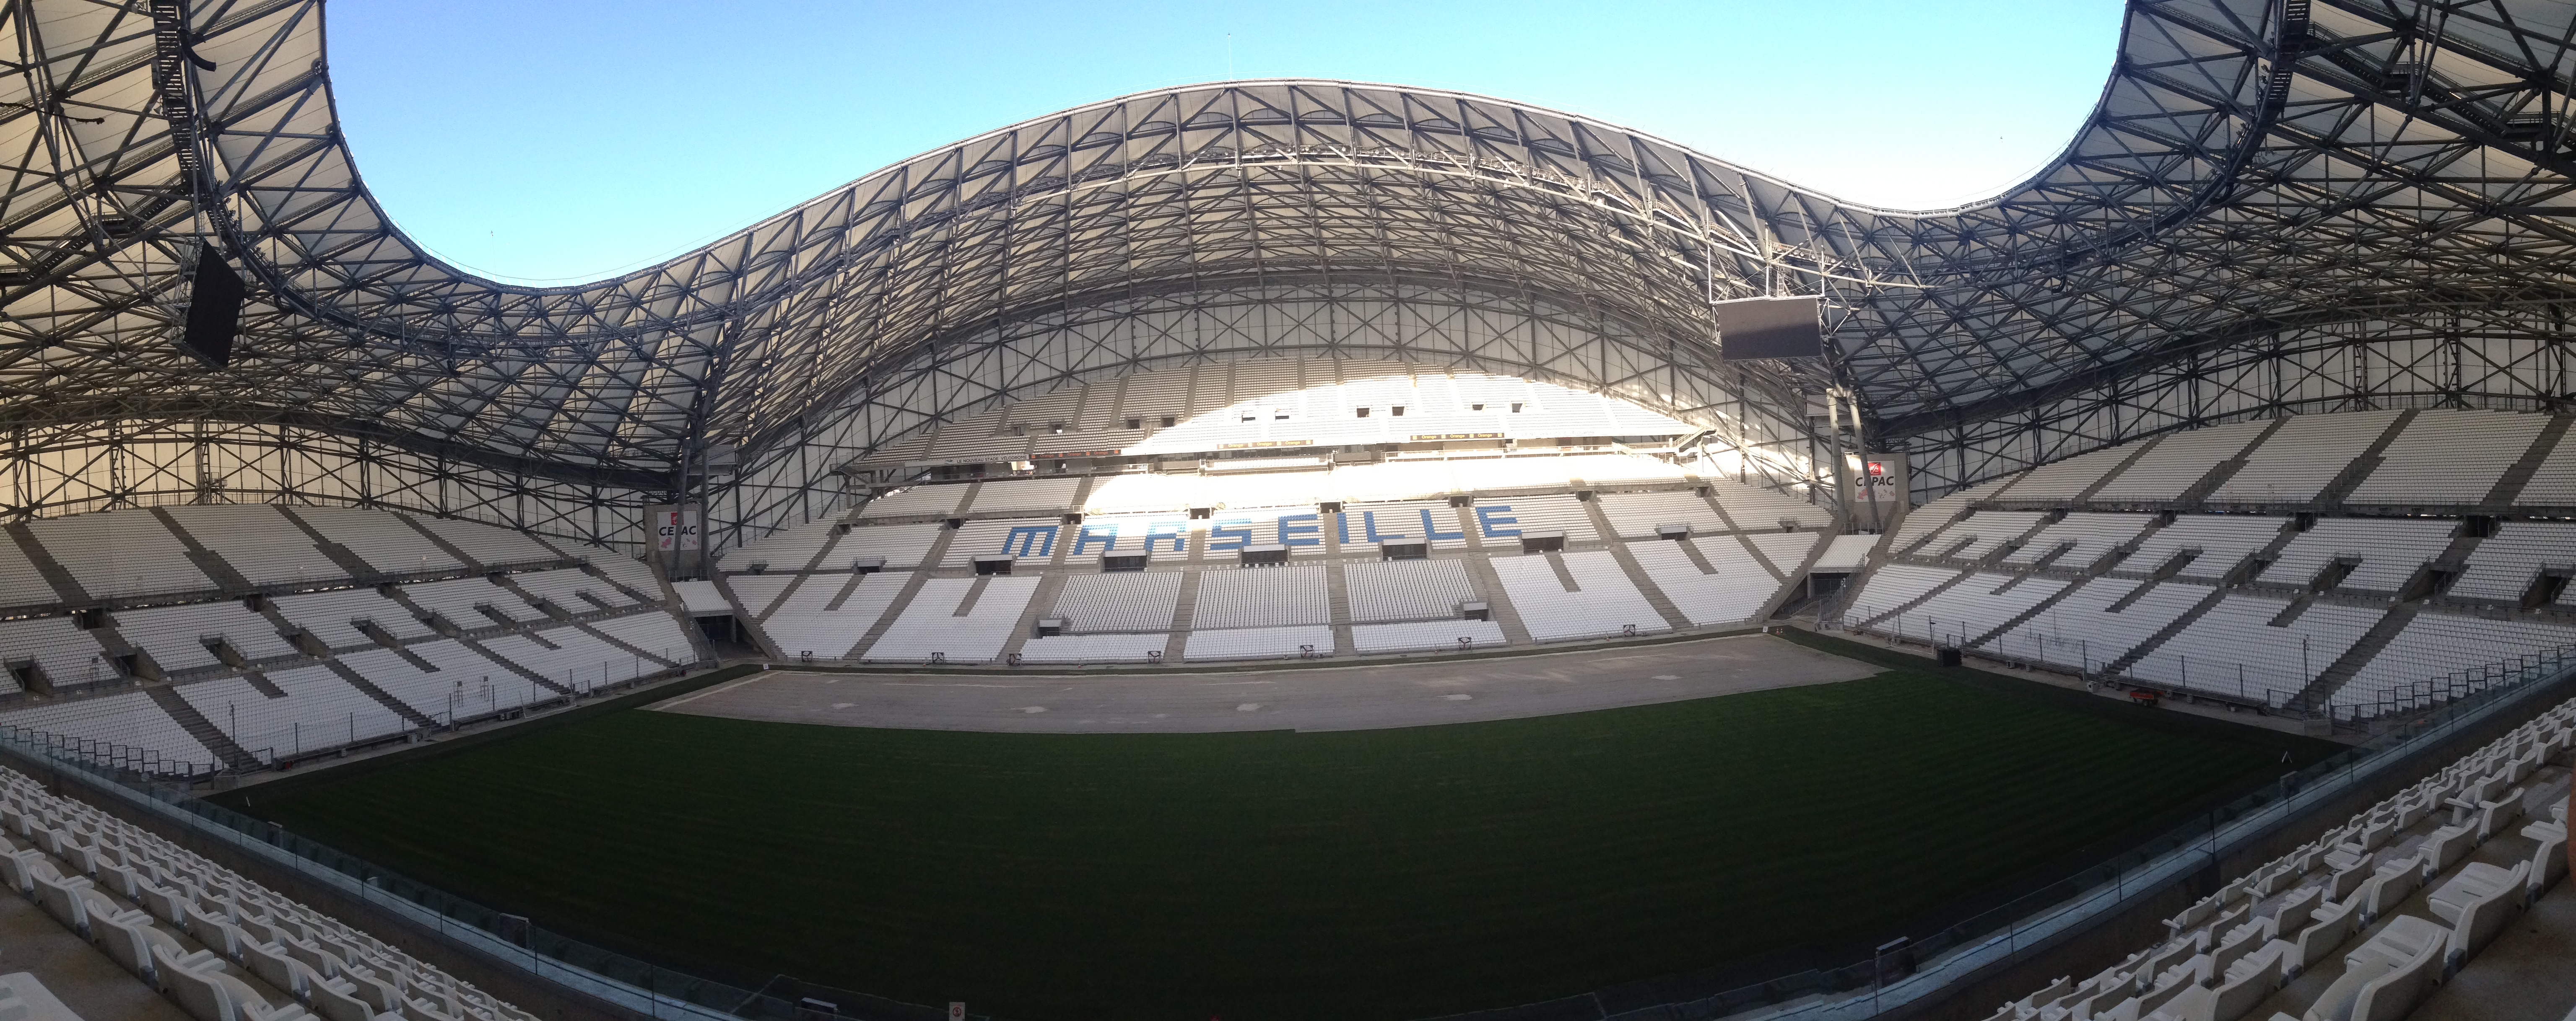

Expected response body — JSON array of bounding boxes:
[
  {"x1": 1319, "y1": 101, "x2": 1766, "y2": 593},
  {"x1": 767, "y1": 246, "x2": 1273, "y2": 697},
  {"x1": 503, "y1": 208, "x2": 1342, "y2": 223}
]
[{"x1": 5, "y1": 0, "x2": 2573, "y2": 492}]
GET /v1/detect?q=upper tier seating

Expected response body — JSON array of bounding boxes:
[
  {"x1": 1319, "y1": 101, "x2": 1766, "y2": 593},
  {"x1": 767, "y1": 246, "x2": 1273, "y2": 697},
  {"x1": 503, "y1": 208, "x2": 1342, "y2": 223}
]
[
  {"x1": 1596, "y1": 490, "x2": 1728, "y2": 539},
  {"x1": 1923, "y1": 511, "x2": 2050, "y2": 562},
  {"x1": 1083, "y1": 473, "x2": 1206, "y2": 515},
  {"x1": 1709, "y1": 477, "x2": 1833, "y2": 530},
  {"x1": 828, "y1": 522, "x2": 945, "y2": 569},
  {"x1": 963, "y1": 477, "x2": 1083, "y2": 516},
  {"x1": 1994, "y1": 446, "x2": 2133, "y2": 503},
  {"x1": 1744, "y1": 531, "x2": 1822, "y2": 573},
  {"x1": 2087, "y1": 419, "x2": 2272, "y2": 502},
  {"x1": 512, "y1": 567, "x2": 637, "y2": 612},
  {"x1": 0, "y1": 539, "x2": 52, "y2": 609},
  {"x1": 24, "y1": 510, "x2": 210, "y2": 599},
  {"x1": 856, "y1": 485, "x2": 971, "y2": 521},
  {"x1": 2519, "y1": 428, "x2": 2576, "y2": 508},
  {"x1": 2209, "y1": 409, "x2": 2403, "y2": 504},
  {"x1": 175, "y1": 504, "x2": 343, "y2": 586},
  {"x1": 2346, "y1": 409, "x2": 2550, "y2": 505},
  {"x1": 717, "y1": 518, "x2": 843, "y2": 571},
  {"x1": 408, "y1": 514, "x2": 557, "y2": 566},
  {"x1": 291, "y1": 505, "x2": 462, "y2": 575},
  {"x1": 1471, "y1": 495, "x2": 1598, "y2": 542}
]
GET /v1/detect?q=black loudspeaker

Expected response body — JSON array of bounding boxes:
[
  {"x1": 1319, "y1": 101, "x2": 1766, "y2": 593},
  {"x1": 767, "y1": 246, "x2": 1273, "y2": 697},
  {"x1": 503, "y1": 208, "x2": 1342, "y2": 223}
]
[
  {"x1": 1714, "y1": 295, "x2": 1823, "y2": 360},
  {"x1": 179, "y1": 250, "x2": 245, "y2": 368}
]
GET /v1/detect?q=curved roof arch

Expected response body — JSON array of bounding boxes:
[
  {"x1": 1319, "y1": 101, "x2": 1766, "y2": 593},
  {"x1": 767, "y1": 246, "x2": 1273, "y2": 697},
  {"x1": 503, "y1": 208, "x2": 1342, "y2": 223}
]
[{"x1": 5, "y1": 0, "x2": 2573, "y2": 491}]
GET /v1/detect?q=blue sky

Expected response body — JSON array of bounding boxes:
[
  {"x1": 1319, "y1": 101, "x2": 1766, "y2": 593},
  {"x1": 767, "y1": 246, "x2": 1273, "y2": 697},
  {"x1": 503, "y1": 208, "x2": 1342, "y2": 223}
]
[{"x1": 328, "y1": 2, "x2": 2124, "y2": 285}]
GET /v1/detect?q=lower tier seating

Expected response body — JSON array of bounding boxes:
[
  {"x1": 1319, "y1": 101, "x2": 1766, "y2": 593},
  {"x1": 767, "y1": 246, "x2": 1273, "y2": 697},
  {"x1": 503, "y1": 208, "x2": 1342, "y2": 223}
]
[
  {"x1": 1978, "y1": 697, "x2": 2572, "y2": 1021},
  {"x1": 0, "y1": 765, "x2": 537, "y2": 1020}
]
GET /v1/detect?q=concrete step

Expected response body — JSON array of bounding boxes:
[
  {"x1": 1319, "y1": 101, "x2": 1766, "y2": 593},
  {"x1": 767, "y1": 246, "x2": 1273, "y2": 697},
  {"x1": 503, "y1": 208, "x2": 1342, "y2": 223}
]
[
  {"x1": 2482, "y1": 412, "x2": 2573, "y2": 511},
  {"x1": 144, "y1": 684, "x2": 262, "y2": 770},
  {"x1": 2103, "y1": 586, "x2": 2233, "y2": 676},
  {"x1": 148, "y1": 507, "x2": 254, "y2": 592},
  {"x1": 2284, "y1": 603, "x2": 2422, "y2": 716},
  {"x1": 321, "y1": 659, "x2": 438, "y2": 728},
  {"x1": 4, "y1": 522, "x2": 91, "y2": 604}
]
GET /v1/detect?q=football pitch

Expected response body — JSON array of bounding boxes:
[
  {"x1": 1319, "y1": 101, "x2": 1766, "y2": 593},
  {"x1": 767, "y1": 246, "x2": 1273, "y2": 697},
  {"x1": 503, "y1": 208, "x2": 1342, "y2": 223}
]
[{"x1": 229, "y1": 636, "x2": 2338, "y2": 1021}]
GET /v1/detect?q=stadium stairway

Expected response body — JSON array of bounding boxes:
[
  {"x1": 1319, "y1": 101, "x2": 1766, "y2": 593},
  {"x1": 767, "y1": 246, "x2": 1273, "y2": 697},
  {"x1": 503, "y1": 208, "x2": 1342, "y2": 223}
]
[
  {"x1": 1598, "y1": 541, "x2": 1693, "y2": 632},
  {"x1": 4, "y1": 524, "x2": 89, "y2": 605},
  {"x1": 455, "y1": 637, "x2": 576, "y2": 697},
  {"x1": 2478, "y1": 414, "x2": 2573, "y2": 513},
  {"x1": 140, "y1": 687, "x2": 260, "y2": 771},
  {"x1": 399, "y1": 514, "x2": 491, "y2": 572},
  {"x1": 319, "y1": 661, "x2": 437, "y2": 728},
  {"x1": 270, "y1": 506, "x2": 382, "y2": 582},
  {"x1": 2311, "y1": 409, "x2": 2420, "y2": 513},
  {"x1": 1159, "y1": 570, "x2": 1202, "y2": 664},
  {"x1": 2289, "y1": 604, "x2": 2427, "y2": 715},
  {"x1": 2100, "y1": 521, "x2": 2304, "y2": 677},
  {"x1": 1323, "y1": 560, "x2": 1358, "y2": 655},
  {"x1": 146, "y1": 508, "x2": 254, "y2": 594}
]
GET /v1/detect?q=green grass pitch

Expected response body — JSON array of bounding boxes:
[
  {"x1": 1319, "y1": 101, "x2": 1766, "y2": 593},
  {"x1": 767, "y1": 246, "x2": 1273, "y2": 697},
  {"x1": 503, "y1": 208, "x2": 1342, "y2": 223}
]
[{"x1": 234, "y1": 641, "x2": 2335, "y2": 1021}]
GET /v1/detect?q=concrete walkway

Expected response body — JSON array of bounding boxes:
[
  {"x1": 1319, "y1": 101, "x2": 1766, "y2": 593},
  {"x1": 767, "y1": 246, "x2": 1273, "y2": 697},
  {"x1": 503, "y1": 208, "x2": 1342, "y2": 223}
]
[{"x1": 655, "y1": 632, "x2": 1876, "y2": 734}]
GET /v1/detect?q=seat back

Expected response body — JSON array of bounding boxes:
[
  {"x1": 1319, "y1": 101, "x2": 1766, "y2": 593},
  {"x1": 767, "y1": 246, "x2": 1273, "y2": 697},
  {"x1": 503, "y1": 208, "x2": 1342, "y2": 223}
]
[
  {"x1": 158, "y1": 943, "x2": 239, "y2": 1021},
  {"x1": 2445, "y1": 861, "x2": 2531, "y2": 974},
  {"x1": 2207, "y1": 958, "x2": 2273, "y2": 1021},
  {"x1": 2350, "y1": 939, "x2": 2442, "y2": 1021},
  {"x1": 2532, "y1": 829, "x2": 2568, "y2": 897},
  {"x1": 241, "y1": 941, "x2": 301, "y2": 998},
  {"x1": 308, "y1": 977, "x2": 375, "y2": 1021},
  {"x1": 2292, "y1": 902, "x2": 2356, "y2": 974},
  {"x1": 31, "y1": 871, "x2": 89, "y2": 935},
  {"x1": 2361, "y1": 859, "x2": 2423, "y2": 921}
]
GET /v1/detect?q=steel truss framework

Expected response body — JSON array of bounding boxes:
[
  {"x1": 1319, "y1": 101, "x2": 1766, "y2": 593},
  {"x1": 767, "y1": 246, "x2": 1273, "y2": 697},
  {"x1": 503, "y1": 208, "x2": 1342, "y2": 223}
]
[{"x1": 1, "y1": 0, "x2": 2571, "y2": 547}]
